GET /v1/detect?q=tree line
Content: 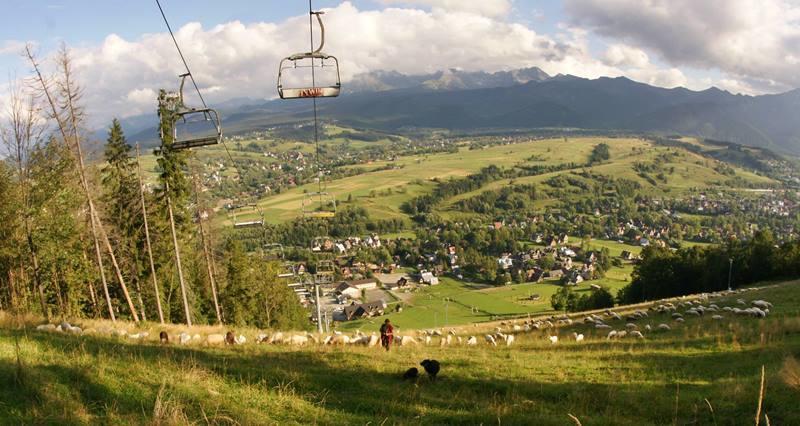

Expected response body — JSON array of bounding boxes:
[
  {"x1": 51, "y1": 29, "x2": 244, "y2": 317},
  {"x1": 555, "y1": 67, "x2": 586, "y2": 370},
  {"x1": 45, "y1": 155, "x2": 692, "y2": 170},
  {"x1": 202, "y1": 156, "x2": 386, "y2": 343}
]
[
  {"x1": 618, "y1": 230, "x2": 800, "y2": 303},
  {"x1": 0, "y1": 46, "x2": 306, "y2": 329}
]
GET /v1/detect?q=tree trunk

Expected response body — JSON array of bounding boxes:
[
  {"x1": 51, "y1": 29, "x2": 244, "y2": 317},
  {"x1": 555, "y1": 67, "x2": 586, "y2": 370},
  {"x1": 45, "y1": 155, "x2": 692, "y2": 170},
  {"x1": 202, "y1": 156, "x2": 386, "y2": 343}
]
[
  {"x1": 136, "y1": 144, "x2": 165, "y2": 324},
  {"x1": 166, "y1": 184, "x2": 191, "y2": 326},
  {"x1": 82, "y1": 248, "x2": 99, "y2": 316},
  {"x1": 24, "y1": 227, "x2": 48, "y2": 321},
  {"x1": 192, "y1": 172, "x2": 221, "y2": 324}
]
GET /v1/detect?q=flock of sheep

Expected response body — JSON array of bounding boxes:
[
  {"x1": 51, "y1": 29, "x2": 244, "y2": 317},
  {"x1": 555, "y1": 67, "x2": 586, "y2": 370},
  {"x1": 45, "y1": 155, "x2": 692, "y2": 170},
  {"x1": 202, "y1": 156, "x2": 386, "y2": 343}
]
[{"x1": 32, "y1": 288, "x2": 774, "y2": 350}]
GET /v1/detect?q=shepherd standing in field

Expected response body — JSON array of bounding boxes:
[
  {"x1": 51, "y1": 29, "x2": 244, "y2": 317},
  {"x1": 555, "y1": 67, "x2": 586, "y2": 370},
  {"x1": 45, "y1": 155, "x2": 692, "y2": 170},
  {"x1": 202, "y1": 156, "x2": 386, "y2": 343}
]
[{"x1": 380, "y1": 319, "x2": 394, "y2": 351}]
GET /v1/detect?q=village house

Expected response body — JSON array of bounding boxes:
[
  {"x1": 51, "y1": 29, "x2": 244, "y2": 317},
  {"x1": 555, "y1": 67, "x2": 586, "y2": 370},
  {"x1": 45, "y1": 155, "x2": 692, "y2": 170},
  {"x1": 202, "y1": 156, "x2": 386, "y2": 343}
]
[
  {"x1": 335, "y1": 282, "x2": 362, "y2": 299},
  {"x1": 342, "y1": 300, "x2": 387, "y2": 321},
  {"x1": 420, "y1": 271, "x2": 440, "y2": 285}
]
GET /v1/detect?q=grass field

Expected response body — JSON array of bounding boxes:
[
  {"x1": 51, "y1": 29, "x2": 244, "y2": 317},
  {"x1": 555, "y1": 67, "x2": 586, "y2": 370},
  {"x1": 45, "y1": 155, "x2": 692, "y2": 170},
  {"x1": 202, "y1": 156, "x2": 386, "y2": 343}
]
[
  {"x1": 340, "y1": 270, "x2": 634, "y2": 332},
  {"x1": 1, "y1": 281, "x2": 799, "y2": 424},
  {"x1": 135, "y1": 136, "x2": 779, "y2": 227}
]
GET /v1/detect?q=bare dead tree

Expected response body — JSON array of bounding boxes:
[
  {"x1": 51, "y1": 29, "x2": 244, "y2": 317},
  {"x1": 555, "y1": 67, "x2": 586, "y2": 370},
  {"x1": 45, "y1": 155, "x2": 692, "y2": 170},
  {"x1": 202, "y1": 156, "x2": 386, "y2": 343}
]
[
  {"x1": 191, "y1": 169, "x2": 221, "y2": 324},
  {"x1": 135, "y1": 144, "x2": 165, "y2": 324},
  {"x1": 24, "y1": 44, "x2": 139, "y2": 322},
  {"x1": 0, "y1": 80, "x2": 49, "y2": 320}
]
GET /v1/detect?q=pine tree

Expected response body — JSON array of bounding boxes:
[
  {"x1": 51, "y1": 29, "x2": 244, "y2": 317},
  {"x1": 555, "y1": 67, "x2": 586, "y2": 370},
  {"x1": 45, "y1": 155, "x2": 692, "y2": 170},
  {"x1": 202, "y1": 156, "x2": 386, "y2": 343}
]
[
  {"x1": 156, "y1": 89, "x2": 194, "y2": 325},
  {"x1": 101, "y1": 119, "x2": 149, "y2": 320}
]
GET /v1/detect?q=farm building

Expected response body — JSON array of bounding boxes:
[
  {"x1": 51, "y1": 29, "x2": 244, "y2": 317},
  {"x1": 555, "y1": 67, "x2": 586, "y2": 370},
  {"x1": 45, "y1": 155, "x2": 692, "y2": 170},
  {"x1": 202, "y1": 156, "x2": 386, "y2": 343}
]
[
  {"x1": 335, "y1": 282, "x2": 361, "y2": 299},
  {"x1": 420, "y1": 271, "x2": 439, "y2": 285},
  {"x1": 343, "y1": 278, "x2": 378, "y2": 290},
  {"x1": 342, "y1": 300, "x2": 387, "y2": 320}
]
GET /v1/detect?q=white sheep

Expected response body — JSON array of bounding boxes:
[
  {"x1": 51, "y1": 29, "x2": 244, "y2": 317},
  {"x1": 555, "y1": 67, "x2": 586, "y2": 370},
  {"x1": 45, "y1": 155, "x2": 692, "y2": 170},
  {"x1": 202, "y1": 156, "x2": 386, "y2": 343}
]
[
  {"x1": 206, "y1": 334, "x2": 225, "y2": 345},
  {"x1": 457, "y1": 336, "x2": 463, "y2": 345},
  {"x1": 504, "y1": 334, "x2": 515, "y2": 346},
  {"x1": 675, "y1": 317, "x2": 685, "y2": 323},
  {"x1": 331, "y1": 334, "x2": 350, "y2": 345},
  {"x1": 549, "y1": 335, "x2": 559, "y2": 344},
  {"x1": 287, "y1": 334, "x2": 311, "y2": 346},
  {"x1": 267, "y1": 332, "x2": 285, "y2": 344},
  {"x1": 595, "y1": 324, "x2": 612, "y2": 330},
  {"x1": 644, "y1": 324, "x2": 652, "y2": 332},
  {"x1": 573, "y1": 332, "x2": 584, "y2": 342},
  {"x1": 657, "y1": 323, "x2": 671, "y2": 331},
  {"x1": 466, "y1": 336, "x2": 478, "y2": 346},
  {"x1": 485, "y1": 334, "x2": 497, "y2": 346},
  {"x1": 751, "y1": 300, "x2": 772, "y2": 310},
  {"x1": 36, "y1": 324, "x2": 56, "y2": 332},
  {"x1": 179, "y1": 332, "x2": 191, "y2": 344},
  {"x1": 235, "y1": 335, "x2": 247, "y2": 345},
  {"x1": 257, "y1": 333, "x2": 269, "y2": 343},
  {"x1": 629, "y1": 330, "x2": 644, "y2": 339},
  {"x1": 712, "y1": 314, "x2": 724, "y2": 320},
  {"x1": 625, "y1": 323, "x2": 638, "y2": 330},
  {"x1": 368, "y1": 334, "x2": 379, "y2": 347},
  {"x1": 398, "y1": 335, "x2": 417, "y2": 346},
  {"x1": 607, "y1": 330, "x2": 618, "y2": 340},
  {"x1": 425, "y1": 335, "x2": 432, "y2": 346}
]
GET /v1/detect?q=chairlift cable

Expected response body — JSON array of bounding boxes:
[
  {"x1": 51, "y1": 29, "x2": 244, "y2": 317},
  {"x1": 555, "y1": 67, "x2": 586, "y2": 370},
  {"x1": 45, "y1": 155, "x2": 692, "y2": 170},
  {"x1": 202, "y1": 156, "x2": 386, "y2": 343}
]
[
  {"x1": 155, "y1": 0, "x2": 264, "y2": 229},
  {"x1": 308, "y1": 0, "x2": 323, "y2": 197},
  {"x1": 155, "y1": 0, "x2": 207, "y2": 109}
]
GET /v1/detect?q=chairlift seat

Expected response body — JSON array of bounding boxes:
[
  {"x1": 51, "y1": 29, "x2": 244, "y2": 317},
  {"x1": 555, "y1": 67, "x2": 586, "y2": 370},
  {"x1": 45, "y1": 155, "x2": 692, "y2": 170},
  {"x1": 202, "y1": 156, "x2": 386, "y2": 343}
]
[
  {"x1": 170, "y1": 107, "x2": 222, "y2": 151},
  {"x1": 277, "y1": 53, "x2": 341, "y2": 99},
  {"x1": 277, "y1": 11, "x2": 341, "y2": 100},
  {"x1": 233, "y1": 220, "x2": 264, "y2": 229}
]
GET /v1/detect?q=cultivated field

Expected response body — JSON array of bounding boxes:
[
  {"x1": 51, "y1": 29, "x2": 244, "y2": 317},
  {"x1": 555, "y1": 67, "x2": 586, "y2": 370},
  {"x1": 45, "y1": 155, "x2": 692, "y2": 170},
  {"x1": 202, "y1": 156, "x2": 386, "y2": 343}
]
[{"x1": 2, "y1": 281, "x2": 799, "y2": 424}]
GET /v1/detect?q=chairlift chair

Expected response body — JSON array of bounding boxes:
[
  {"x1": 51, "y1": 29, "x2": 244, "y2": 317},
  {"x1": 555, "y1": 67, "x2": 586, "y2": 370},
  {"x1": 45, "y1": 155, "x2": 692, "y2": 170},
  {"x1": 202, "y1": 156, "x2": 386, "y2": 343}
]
[
  {"x1": 263, "y1": 243, "x2": 285, "y2": 260},
  {"x1": 231, "y1": 202, "x2": 264, "y2": 229},
  {"x1": 314, "y1": 259, "x2": 336, "y2": 285},
  {"x1": 277, "y1": 12, "x2": 341, "y2": 100},
  {"x1": 278, "y1": 262, "x2": 297, "y2": 278},
  {"x1": 167, "y1": 73, "x2": 223, "y2": 150},
  {"x1": 303, "y1": 192, "x2": 336, "y2": 218}
]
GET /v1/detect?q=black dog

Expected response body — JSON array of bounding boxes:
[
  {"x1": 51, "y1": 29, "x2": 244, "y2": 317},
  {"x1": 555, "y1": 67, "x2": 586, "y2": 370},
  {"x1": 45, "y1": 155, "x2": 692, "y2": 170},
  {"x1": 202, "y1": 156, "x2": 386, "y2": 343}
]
[
  {"x1": 159, "y1": 331, "x2": 169, "y2": 344},
  {"x1": 402, "y1": 367, "x2": 419, "y2": 380},
  {"x1": 225, "y1": 331, "x2": 236, "y2": 345},
  {"x1": 420, "y1": 359, "x2": 440, "y2": 380}
]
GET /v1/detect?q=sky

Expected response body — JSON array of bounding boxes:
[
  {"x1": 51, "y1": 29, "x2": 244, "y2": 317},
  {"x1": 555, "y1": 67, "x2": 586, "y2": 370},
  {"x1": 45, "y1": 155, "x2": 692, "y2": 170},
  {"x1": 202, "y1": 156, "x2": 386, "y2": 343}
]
[{"x1": 1, "y1": 0, "x2": 799, "y2": 127}]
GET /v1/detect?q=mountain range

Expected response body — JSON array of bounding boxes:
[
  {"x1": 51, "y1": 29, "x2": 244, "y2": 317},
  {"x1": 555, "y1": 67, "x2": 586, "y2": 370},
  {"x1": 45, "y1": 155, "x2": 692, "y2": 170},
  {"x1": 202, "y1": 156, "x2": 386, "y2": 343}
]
[{"x1": 123, "y1": 67, "x2": 800, "y2": 155}]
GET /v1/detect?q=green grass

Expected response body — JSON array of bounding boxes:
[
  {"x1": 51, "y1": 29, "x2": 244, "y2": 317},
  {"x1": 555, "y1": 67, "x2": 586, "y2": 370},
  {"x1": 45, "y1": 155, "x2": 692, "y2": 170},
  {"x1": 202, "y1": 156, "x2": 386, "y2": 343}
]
[
  {"x1": 342, "y1": 272, "x2": 633, "y2": 331},
  {"x1": 2, "y1": 281, "x2": 799, "y2": 424}
]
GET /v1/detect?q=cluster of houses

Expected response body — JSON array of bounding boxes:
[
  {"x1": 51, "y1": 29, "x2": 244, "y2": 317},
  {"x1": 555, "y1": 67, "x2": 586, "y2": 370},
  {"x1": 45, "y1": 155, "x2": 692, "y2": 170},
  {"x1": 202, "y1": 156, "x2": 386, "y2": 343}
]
[
  {"x1": 495, "y1": 247, "x2": 602, "y2": 286},
  {"x1": 670, "y1": 193, "x2": 798, "y2": 219},
  {"x1": 311, "y1": 234, "x2": 383, "y2": 253}
]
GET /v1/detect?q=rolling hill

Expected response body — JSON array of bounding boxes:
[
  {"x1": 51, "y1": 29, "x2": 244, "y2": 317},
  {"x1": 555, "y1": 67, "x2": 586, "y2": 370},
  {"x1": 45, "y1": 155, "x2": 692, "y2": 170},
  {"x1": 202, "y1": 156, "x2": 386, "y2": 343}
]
[{"x1": 121, "y1": 68, "x2": 800, "y2": 155}]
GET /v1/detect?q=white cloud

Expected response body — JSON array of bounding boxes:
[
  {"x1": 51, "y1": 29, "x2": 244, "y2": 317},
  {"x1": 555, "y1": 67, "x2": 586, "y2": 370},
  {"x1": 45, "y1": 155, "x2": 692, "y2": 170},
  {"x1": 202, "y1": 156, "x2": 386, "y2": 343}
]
[
  {"x1": 0, "y1": 40, "x2": 28, "y2": 56},
  {"x1": 378, "y1": 0, "x2": 511, "y2": 18},
  {"x1": 565, "y1": 0, "x2": 800, "y2": 93},
  {"x1": 18, "y1": 1, "x2": 698, "y2": 127},
  {"x1": 603, "y1": 44, "x2": 649, "y2": 68}
]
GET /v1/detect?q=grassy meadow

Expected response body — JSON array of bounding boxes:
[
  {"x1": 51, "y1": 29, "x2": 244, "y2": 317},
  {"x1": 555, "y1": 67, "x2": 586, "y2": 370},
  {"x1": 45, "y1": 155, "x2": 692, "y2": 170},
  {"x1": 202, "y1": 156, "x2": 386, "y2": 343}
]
[{"x1": 1, "y1": 281, "x2": 799, "y2": 424}]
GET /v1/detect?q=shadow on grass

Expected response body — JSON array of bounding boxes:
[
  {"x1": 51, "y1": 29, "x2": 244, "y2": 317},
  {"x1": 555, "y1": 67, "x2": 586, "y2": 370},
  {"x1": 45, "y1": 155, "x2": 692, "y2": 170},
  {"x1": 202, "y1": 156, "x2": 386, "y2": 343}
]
[{"x1": 1, "y1": 329, "x2": 799, "y2": 425}]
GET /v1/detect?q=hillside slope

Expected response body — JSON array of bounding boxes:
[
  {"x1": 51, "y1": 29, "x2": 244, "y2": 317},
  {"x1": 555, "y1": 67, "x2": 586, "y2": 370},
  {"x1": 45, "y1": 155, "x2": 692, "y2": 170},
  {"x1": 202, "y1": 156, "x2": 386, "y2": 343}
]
[{"x1": 2, "y1": 281, "x2": 799, "y2": 424}]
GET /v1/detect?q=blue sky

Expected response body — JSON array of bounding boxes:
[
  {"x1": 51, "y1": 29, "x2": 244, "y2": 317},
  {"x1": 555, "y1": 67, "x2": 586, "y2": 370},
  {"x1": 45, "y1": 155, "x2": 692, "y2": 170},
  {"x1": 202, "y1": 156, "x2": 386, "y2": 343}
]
[
  {"x1": 0, "y1": 1, "x2": 565, "y2": 65},
  {"x1": 1, "y1": 0, "x2": 795, "y2": 125}
]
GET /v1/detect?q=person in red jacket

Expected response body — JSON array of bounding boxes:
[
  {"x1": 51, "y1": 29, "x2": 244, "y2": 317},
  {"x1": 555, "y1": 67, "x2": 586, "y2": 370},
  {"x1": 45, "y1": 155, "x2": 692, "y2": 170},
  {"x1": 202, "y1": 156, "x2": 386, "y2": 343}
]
[{"x1": 380, "y1": 319, "x2": 394, "y2": 351}]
